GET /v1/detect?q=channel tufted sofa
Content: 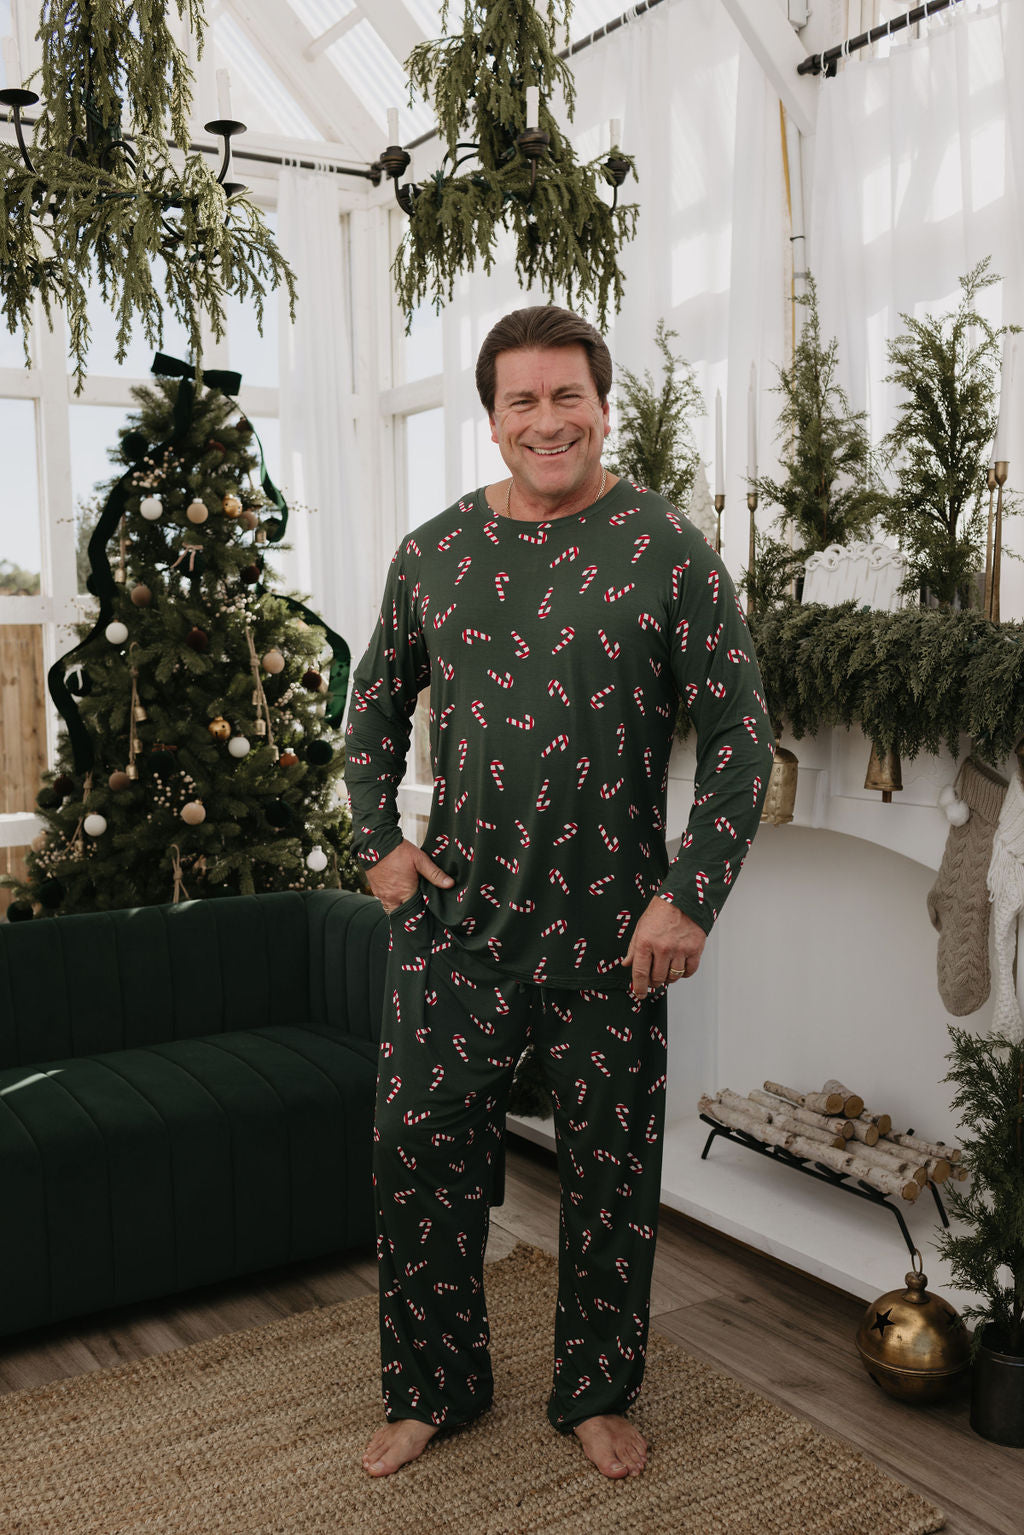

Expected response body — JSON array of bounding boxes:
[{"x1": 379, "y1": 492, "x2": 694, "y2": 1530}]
[{"x1": 0, "y1": 889, "x2": 389, "y2": 1338}]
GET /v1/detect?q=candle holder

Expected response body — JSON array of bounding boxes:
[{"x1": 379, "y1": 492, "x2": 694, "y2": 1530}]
[
  {"x1": 714, "y1": 493, "x2": 725, "y2": 553},
  {"x1": 983, "y1": 464, "x2": 997, "y2": 620},
  {"x1": 989, "y1": 461, "x2": 1009, "y2": 623},
  {"x1": 746, "y1": 490, "x2": 758, "y2": 612}
]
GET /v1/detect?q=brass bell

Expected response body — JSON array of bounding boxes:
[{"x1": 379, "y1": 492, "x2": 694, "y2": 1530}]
[
  {"x1": 133, "y1": 703, "x2": 148, "y2": 722},
  {"x1": 856, "y1": 1254, "x2": 970, "y2": 1404},
  {"x1": 761, "y1": 746, "x2": 798, "y2": 826},
  {"x1": 865, "y1": 742, "x2": 902, "y2": 802}
]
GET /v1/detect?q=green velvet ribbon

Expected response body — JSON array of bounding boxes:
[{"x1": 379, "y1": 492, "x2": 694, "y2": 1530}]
[{"x1": 278, "y1": 595, "x2": 351, "y2": 730}]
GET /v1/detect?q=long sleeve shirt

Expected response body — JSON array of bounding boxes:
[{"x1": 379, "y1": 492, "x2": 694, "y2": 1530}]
[{"x1": 345, "y1": 478, "x2": 774, "y2": 988}]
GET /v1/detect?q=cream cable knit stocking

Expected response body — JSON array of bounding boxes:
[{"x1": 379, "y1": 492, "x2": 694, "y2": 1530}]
[
  {"x1": 986, "y1": 763, "x2": 1024, "y2": 1043},
  {"x1": 927, "y1": 758, "x2": 1007, "y2": 1017}
]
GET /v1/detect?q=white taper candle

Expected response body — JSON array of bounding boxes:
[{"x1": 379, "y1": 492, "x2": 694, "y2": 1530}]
[
  {"x1": 609, "y1": 118, "x2": 622, "y2": 150},
  {"x1": 387, "y1": 107, "x2": 400, "y2": 145},
  {"x1": 714, "y1": 388, "x2": 724, "y2": 495},
  {"x1": 525, "y1": 86, "x2": 540, "y2": 128},
  {"x1": 216, "y1": 68, "x2": 232, "y2": 121},
  {"x1": 747, "y1": 363, "x2": 758, "y2": 481},
  {"x1": 994, "y1": 334, "x2": 1017, "y2": 462}
]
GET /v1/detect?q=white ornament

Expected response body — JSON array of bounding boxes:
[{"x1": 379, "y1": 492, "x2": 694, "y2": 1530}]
[
  {"x1": 139, "y1": 496, "x2": 163, "y2": 520},
  {"x1": 186, "y1": 499, "x2": 210, "y2": 524},
  {"x1": 105, "y1": 620, "x2": 129, "y2": 645},
  {"x1": 937, "y1": 785, "x2": 958, "y2": 809},
  {"x1": 227, "y1": 735, "x2": 251, "y2": 758},
  {"x1": 945, "y1": 798, "x2": 970, "y2": 827},
  {"x1": 181, "y1": 800, "x2": 207, "y2": 825},
  {"x1": 261, "y1": 649, "x2": 286, "y2": 674},
  {"x1": 83, "y1": 813, "x2": 107, "y2": 836},
  {"x1": 306, "y1": 846, "x2": 329, "y2": 873}
]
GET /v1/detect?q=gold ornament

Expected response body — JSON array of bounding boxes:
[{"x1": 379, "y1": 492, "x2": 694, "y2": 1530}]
[
  {"x1": 181, "y1": 800, "x2": 207, "y2": 826},
  {"x1": 207, "y1": 716, "x2": 231, "y2": 742},
  {"x1": 186, "y1": 499, "x2": 210, "y2": 525},
  {"x1": 222, "y1": 493, "x2": 243, "y2": 518},
  {"x1": 865, "y1": 742, "x2": 903, "y2": 802},
  {"x1": 855, "y1": 1254, "x2": 970, "y2": 1404},
  {"x1": 761, "y1": 746, "x2": 798, "y2": 826}
]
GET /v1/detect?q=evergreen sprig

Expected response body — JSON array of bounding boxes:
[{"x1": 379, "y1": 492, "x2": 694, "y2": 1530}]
[
  {"x1": 744, "y1": 600, "x2": 1024, "y2": 762},
  {"x1": 756, "y1": 277, "x2": 889, "y2": 555},
  {"x1": 1, "y1": 2, "x2": 296, "y2": 391},
  {"x1": 394, "y1": 0, "x2": 638, "y2": 327},
  {"x1": 937, "y1": 1027, "x2": 1024, "y2": 1355},
  {"x1": 880, "y1": 259, "x2": 1018, "y2": 606},
  {"x1": 607, "y1": 321, "x2": 704, "y2": 508}
]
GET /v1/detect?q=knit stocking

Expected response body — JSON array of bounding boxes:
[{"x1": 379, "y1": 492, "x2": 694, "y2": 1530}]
[
  {"x1": 927, "y1": 758, "x2": 1007, "y2": 1017},
  {"x1": 986, "y1": 764, "x2": 1024, "y2": 1043}
]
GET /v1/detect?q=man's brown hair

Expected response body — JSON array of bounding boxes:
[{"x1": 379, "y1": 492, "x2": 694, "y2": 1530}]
[{"x1": 475, "y1": 305, "x2": 613, "y2": 414}]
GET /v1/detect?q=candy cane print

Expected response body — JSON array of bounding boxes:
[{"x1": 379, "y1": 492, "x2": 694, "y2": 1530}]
[
  {"x1": 598, "y1": 825, "x2": 620, "y2": 852},
  {"x1": 616, "y1": 722, "x2": 625, "y2": 756},
  {"x1": 609, "y1": 506, "x2": 638, "y2": 526},
  {"x1": 553, "y1": 822, "x2": 578, "y2": 845},
  {"x1": 536, "y1": 779, "x2": 552, "y2": 810},
  {"x1": 579, "y1": 564, "x2": 598, "y2": 595},
  {"x1": 549, "y1": 867, "x2": 570, "y2": 894},
  {"x1": 494, "y1": 571, "x2": 509, "y2": 601},
  {"x1": 591, "y1": 1050, "x2": 612, "y2": 1077},
  {"x1": 537, "y1": 586, "x2": 554, "y2": 618},
  {"x1": 600, "y1": 777, "x2": 624, "y2": 799},
  {"x1": 428, "y1": 1065, "x2": 445, "y2": 1092},
  {"x1": 489, "y1": 759, "x2": 505, "y2": 789},
  {"x1": 615, "y1": 909, "x2": 632, "y2": 939},
  {"x1": 483, "y1": 517, "x2": 500, "y2": 545},
  {"x1": 550, "y1": 544, "x2": 579, "y2": 568},
  {"x1": 509, "y1": 897, "x2": 536, "y2": 913},
  {"x1": 715, "y1": 745, "x2": 733, "y2": 773},
  {"x1": 495, "y1": 853, "x2": 520, "y2": 874},
  {"x1": 453, "y1": 789, "x2": 469, "y2": 813},
  {"x1": 462, "y1": 627, "x2": 491, "y2": 644},
  {"x1": 517, "y1": 524, "x2": 549, "y2": 545},
  {"x1": 506, "y1": 714, "x2": 535, "y2": 730},
  {"x1": 706, "y1": 621, "x2": 724, "y2": 652},
  {"x1": 434, "y1": 773, "x2": 446, "y2": 805},
  {"x1": 541, "y1": 732, "x2": 569, "y2": 757},
  {"x1": 706, "y1": 678, "x2": 726, "y2": 698},
  {"x1": 541, "y1": 918, "x2": 568, "y2": 936},
  {"x1": 664, "y1": 509, "x2": 684, "y2": 535},
  {"x1": 514, "y1": 818, "x2": 531, "y2": 847},
  {"x1": 695, "y1": 870, "x2": 710, "y2": 904},
  {"x1": 594, "y1": 1149, "x2": 621, "y2": 1166},
  {"x1": 469, "y1": 1011, "x2": 495, "y2": 1035},
  {"x1": 406, "y1": 536, "x2": 423, "y2": 556},
  {"x1": 436, "y1": 528, "x2": 463, "y2": 551},
  {"x1": 430, "y1": 1131, "x2": 456, "y2": 1147},
  {"x1": 590, "y1": 684, "x2": 614, "y2": 709},
  {"x1": 573, "y1": 937, "x2": 587, "y2": 968},
  {"x1": 531, "y1": 959, "x2": 548, "y2": 983},
  {"x1": 633, "y1": 685, "x2": 646, "y2": 715},
  {"x1": 575, "y1": 756, "x2": 590, "y2": 788},
  {"x1": 631, "y1": 533, "x2": 651, "y2": 563},
  {"x1": 419, "y1": 1217, "x2": 432, "y2": 1243},
  {"x1": 571, "y1": 1376, "x2": 592, "y2": 1400},
  {"x1": 752, "y1": 774, "x2": 762, "y2": 805},
  {"x1": 437, "y1": 702, "x2": 456, "y2": 729},
  {"x1": 452, "y1": 1035, "x2": 469, "y2": 1061},
  {"x1": 548, "y1": 1042, "x2": 570, "y2": 1059},
  {"x1": 742, "y1": 714, "x2": 759, "y2": 741},
  {"x1": 604, "y1": 582, "x2": 636, "y2": 603},
  {"x1": 398, "y1": 1146, "x2": 417, "y2": 1171},
  {"x1": 671, "y1": 562, "x2": 689, "y2": 600},
  {"x1": 597, "y1": 628, "x2": 621, "y2": 660},
  {"x1": 435, "y1": 1189, "x2": 453, "y2": 1207},
  {"x1": 487, "y1": 937, "x2": 503, "y2": 962},
  {"x1": 400, "y1": 954, "x2": 427, "y2": 973},
  {"x1": 753, "y1": 687, "x2": 768, "y2": 714},
  {"x1": 575, "y1": 1079, "x2": 588, "y2": 1106},
  {"x1": 599, "y1": 1206, "x2": 614, "y2": 1229},
  {"x1": 385, "y1": 1075, "x2": 402, "y2": 1104},
  {"x1": 715, "y1": 814, "x2": 737, "y2": 838},
  {"x1": 707, "y1": 568, "x2": 720, "y2": 603},
  {"x1": 405, "y1": 1257, "x2": 428, "y2": 1277},
  {"x1": 403, "y1": 1107, "x2": 430, "y2": 1125},
  {"x1": 547, "y1": 677, "x2": 570, "y2": 706},
  {"x1": 511, "y1": 629, "x2": 530, "y2": 658},
  {"x1": 551, "y1": 626, "x2": 575, "y2": 654},
  {"x1": 435, "y1": 656, "x2": 455, "y2": 682},
  {"x1": 726, "y1": 646, "x2": 750, "y2": 664},
  {"x1": 486, "y1": 668, "x2": 514, "y2": 689},
  {"x1": 433, "y1": 602, "x2": 457, "y2": 629},
  {"x1": 607, "y1": 1021, "x2": 632, "y2": 1043},
  {"x1": 470, "y1": 699, "x2": 488, "y2": 727},
  {"x1": 628, "y1": 1222, "x2": 655, "y2": 1240},
  {"x1": 454, "y1": 555, "x2": 473, "y2": 585}
]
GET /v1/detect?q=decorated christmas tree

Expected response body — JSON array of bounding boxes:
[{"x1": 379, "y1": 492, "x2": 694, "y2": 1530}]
[{"x1": 5, "y1": 360, "x2": 362, "y2": 919}]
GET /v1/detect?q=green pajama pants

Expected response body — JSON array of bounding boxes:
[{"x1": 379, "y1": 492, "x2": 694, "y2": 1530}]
[{"x1": 373, "y1": 889, "x2": 669, "y2": 1433}]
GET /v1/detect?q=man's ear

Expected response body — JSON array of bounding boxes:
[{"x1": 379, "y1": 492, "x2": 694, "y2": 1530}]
[
  {"x1": 489, "y1": 413, "x2": 499, "y2": 445},
  {"x1": 602, "y1": 398, "x2": 611, "y2": 438}
]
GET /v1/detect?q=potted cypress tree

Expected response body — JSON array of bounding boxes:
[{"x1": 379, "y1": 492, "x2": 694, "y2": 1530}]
[{"x1": 936, "y1": 1025, "x2": 1024, "y2": 1445}]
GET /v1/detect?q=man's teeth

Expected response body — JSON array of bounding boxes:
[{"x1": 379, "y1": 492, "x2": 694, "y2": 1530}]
[{"x1": 531, "y1": 444, "x2": 572, "y2": 455}]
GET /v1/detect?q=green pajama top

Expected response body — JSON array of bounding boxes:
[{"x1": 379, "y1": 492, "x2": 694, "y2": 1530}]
[{"x1": 345, "y1": 478, "x2": 774, "y2": 988}]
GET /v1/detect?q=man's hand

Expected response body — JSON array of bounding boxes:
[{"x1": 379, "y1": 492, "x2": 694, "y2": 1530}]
[
  {"x1": 366, "y1": 838, "x2": 455, "y2": 913},
  {"x1": 622, "y1": 899, "x2": 707, "y2": 999}
]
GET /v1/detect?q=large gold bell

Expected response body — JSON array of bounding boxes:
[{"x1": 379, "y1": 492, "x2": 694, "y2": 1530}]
[
  {"x1": 761, "y1": 746, "x2": 798, "y2": 826},
  {"x1": 856, "y1": 1257, "x2": 970, "y2": 1404},
  {"x1": 865, "y1": 742, "x2": 902, "y2": 802}
]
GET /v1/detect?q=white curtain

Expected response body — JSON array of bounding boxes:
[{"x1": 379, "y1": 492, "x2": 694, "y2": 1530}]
[
  {"x1": 441, "y1": 0, "x2": 787, "y2": 587},
  {"x1": 809, "y1": 0, "x2": 1024, "y2": 608},
  {"x1": 277, "y1": 167, "x2": 372, "y2": 662}
]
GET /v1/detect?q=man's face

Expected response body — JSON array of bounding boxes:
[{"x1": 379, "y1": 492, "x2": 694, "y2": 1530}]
[{"x1": 488, "y1": 344, "x2": 610, "y2": 513}]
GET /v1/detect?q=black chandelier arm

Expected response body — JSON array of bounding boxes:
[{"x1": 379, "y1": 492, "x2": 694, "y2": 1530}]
[
  {"x1": 203, "y1": 118, "x2": 247, "y2": 186},
  {"x1": 0, "y1": 88, "x2": 40, "y2": 173}
]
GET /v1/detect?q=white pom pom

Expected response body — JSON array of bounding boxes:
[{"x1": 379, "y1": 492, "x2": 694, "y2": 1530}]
[
  {"x1": 139, "y1": 496, "x2": 163, "y2": 520},
  {"x1": 945, "y1": 798, "x2": 970, "y2": 826},
  {"x1": 306, "y1": 846, "x2": 328, "y2": 873},
  {"x1": 227, "y1": 735, "x2": 251, "y2": 758},
  {"x1": 937, "y1": 785, "x2": 958, "y2": 809},
  {"x1": 105, "y1": 620, "x2": 129, "y2": 645},
  {"x1": 83, "y1": 813, "x2": 107, "y2": 836}
]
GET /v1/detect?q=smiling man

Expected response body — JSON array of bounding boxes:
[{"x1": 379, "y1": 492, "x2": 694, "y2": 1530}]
[{"x1": 347, "y1": 305, "x2": 773, "y2": 1480}]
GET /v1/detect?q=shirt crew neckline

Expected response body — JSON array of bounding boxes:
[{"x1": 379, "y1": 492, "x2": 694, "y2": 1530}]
[{"x1": 473, "y1": 476, "x2": 628, "y2": 531}]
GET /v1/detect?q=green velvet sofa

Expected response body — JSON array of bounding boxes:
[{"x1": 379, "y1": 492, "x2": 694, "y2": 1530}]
[{"x1": 0, "y1": 889, "x2": 389, "y2": 1338}]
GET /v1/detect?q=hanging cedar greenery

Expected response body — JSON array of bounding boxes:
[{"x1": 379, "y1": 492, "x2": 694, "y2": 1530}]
[
  {"x1": 1, "y1": 1, "x2": 296, "y2": 391},
  {"x1": 395, "y1": 0, "x2": 638, "y2": 325}
]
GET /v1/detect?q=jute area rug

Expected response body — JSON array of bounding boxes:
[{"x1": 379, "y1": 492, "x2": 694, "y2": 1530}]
[{"x1": 0, "y1": 1244, "x2": 943, "y2": 1535}]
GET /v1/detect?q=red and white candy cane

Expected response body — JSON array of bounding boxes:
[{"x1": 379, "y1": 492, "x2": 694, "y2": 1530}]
[
  {"x1": 695, "y1": 871, "x2": 710, "y2": 903},
  {"x1": 495, "y1": 853, "x2": 520, "y2": 874},
  {"x1": 665, "y1": 509, "x2": 684, "y2": 534},
  {"x1": 541, "y1": 733, "x2": 569, "y2": 757},
  {"x1": 418, "y1": 1217, "x2": 432, "y2": 1243},
  {"x1": 715, "y1": 814, "x2": 737, "y2": 838},
  {"x1": 385, "y1": 1075, "x2": 402, "y2": 1104},
  {"x1": 479, "y1": 882, "x2": 501, "y2": 907},
  {"x1": 716, "y1": 745, "x2": 733, "y2": 772},
  {"x1": 594, "y1": 1148, "x2": 621, "y2": 1165},
  {"x1": 537, "y1": 586, "x2": 554, "y2": 618},
  {"x1": 576, "y1": 756, "x2": 590, "y2": 788},
  {"x1": 706, "y1": 678, "x2": 726, "y2": 698},
  {"x1": 511, "y1": 629, "x2": 530, "y2": 657},
  {"x1": 637, "y1": 611, "x2": 662, "y2": 633},
  {"x1": 506, "y1": 714, "x2": 535, "y2": 730},
  {"x1": 454, "y1": 555, "x2": 472, "y2": 585},
  {"x1": 578, "y1": 564, "x2": 598, "y2": 595},
  {"x1": 590, "y1": 1050, "x2": 611, "y2": 1077},
  {"x1": 707, "y1": 568, "x2": 720, "y2": 603},
  {"x1": 549, "y1": 867, "x2": 570, "y2": 894},
  {"x1": 531, "y1": 959, "x2": 548, "y2": 983},
  {"x1": 571, "y1": 1376, "x2": 592, "y2": 1400},
  {"x1": 550, "y1": 544, "x2": 579, "y2": 568},
  {"x1": 453, "y1": 1035, "x2": 469, "y2": 1062},
  {"x1": 470, "y1": 1011, "x2": 494, "y2": 1035},
  {"x1": 600, "y1": 777, "x2": 624, "y2": 799},
  {"x1": 615, "y1": 909, "x2": 632, "y2": 939},
  {"x1": 631, "y1": 533, "x2": 651, "y2": 563},
  {"x1": 541, "y1": 918, "x2": 568, "y2": 937},
  {"x1": 405, "y1": 1256, "x2": 427, "y2": 1277},
  {"x1": 536, "y1": 779, "x2": 552, "y2": 811},
  {"x1": 598, "y1": 825, "x2": 620, "y2": 852},
  {"x1": 428, "y1": 1065, "x2": 445, "y2": 1092},
  {"x1": 462, "y1": 627, "x2": 491, "y2": 644},
  {"x1": 407, "y1": 536, "x2": 423, "y2": 556},
  {"x1": 752, "y1": 774, "x2": 762, "y2": 805},
  {"x1": 548, "y1": 1042, "x2": 570, "y2": 1059},
  {"x1": 517, "y1": 524, "x2": 548, "y2": 545},
  {"x1": 573, "y1": 937, "x2": 587, "y2": 967},
  {"x1": 547, "y1": 677, "x2": 570, "y2": 706},
  {"x1": 483, "y1": 517, "x2": 500, "y2": 545},
  {"x1": 633, "y1": 685, "x2": 646, "y2": 715},
  {"x1": 437, "y1": 702, "x2": 456, "y2": 729},
  {"x1": 742, "y1": 714, "x2": 759, "y2": 741},
  {"x1": 436, "y1": 528, "x2": 463, "y2": 551},
  {"x1": 400, "y1": 954, "x2": 427, "y2": 973},
  {"x1": 486, "y1": 667, "x2": 513, "y2": 689},
  {"x1": 610, "y1": 506, "x2": 637, "y2": 526},
  {"x1": 434, "y1": 773, "x2": 447, "y2": 805},
  {"x1": 575, "y1": 1079, "x2": 588, "y2": 1106},
  {"x1": 553, "y1": 822, "x2": 578, "y2": 845},
  {"x1": 436, "y1": 1189, "x2": 453, "y2": 1208},
  {"x1": 603, "y1": 581, "x2": 636, "y2": 603},
  {"x1": 494, "y1": 571, "x2": 509, "y2": 601},
  {"x1": 398, "y1": 1146, "x2": 417, "y2": 1171},
  {"x1": 726, "y1": 646, "x2": 750, "y2": 664},
  {"x1": 457, "y1": 738, "x2": 469, "y2": 770},
  {"x1": 514, "y1": 818, "x2": 531, "y2": 847},
  {"x1": 597, "y1": 628, "x2": 621, "y2": 659},
  {"x1": 453, "y1": 789, "x2": 469, "y2": 813},
  {"x1": 753, "y1": 687, "x2": 768, "y2": 713},
  {"x1": 487, "y1": 937, "x2": 503, "y2": 962},
  {"x1": 628, "y1": 1222, "x2": 655, "y2": 1240},
  {"x1": 435, "y1": 656, "x2": 454, "y2": 681},
  {"x1": 590, "y1": 684, "x2": 614, "y2": 709},
  {"x1": 706, "y1": 621, "x2": 724, "y2": 652},
  {"x1": 456, "y1": 1231, "x2": 469, "y2": 1258},
  {"x1": 470, "y1": 699, "x2": 488, "y2": 727},
  {"x1": 489, "y1": 759, "x2": 505, "y2": 789},
  {"x1": 551, "y1": 625, "x2": 575, "y2": 654},
  {"x1": 671, "y1": 561, "x2": 689, "y2": 599},
  {"x1": 693, "y1": 789, "x2": 714, "y2": 807},
  {"x1": 433, "y1": 602, "x2": 457, "y2": 629},
  {"x1": 403, "y1": 1107, "x2": 430, "y2": 1125},
  {"x1": 509, "y1": 897, "x2": 536, "y2": 913},
  {"x1": 616, "y1": 722, "x2": 625, "y2": 756}
]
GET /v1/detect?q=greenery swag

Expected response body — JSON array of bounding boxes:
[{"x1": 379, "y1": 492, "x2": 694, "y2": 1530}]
[
  {"x1": 1, "y1": 1, "x2": 296, "y2": 391},
  {"x1": 395, "y1": 0, "x2": 638, "y2": 326}
]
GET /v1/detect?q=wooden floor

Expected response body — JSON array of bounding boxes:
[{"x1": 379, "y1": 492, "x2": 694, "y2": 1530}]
[{"x1": 2, "y1": 1137, "x2": 1021, "y2": 1533}]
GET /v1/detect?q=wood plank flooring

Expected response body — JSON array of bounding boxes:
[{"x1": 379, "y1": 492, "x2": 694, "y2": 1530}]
[{"x1": 2, "y1": 1137, "x2": 1020, "y2": 1533}]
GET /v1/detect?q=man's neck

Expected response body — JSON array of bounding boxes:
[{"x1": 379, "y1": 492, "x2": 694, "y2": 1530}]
[{"x1": 493, "y1": 469, "x2": 616, "y2": 523}]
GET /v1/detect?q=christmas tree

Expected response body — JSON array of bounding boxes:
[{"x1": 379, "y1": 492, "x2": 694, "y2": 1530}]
[{"x1": 6, "y1": 361, "x2": 363, "y2": 919}]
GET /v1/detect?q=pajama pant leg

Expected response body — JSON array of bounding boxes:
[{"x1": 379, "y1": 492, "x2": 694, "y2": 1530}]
[
  {"x1": 532, "y1": 984, "x2": 669, "y2": 1432},
  {"x1": 373, "y1": 892, "x2": 528, "y2": 1428}
]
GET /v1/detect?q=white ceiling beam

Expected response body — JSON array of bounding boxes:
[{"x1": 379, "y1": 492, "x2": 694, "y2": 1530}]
[
  {"x1": 718, "y1": 0, "x2": 819, "y2": 138},
  {"x1": 306, "y1": 8, "x2": 364, "y2": 62},
  {"x1": 365, "y1": 0, "x2": 429, "y2": 63},
  {"x1": 222, "y1": 0, "x2": 384, "y2": 155}
]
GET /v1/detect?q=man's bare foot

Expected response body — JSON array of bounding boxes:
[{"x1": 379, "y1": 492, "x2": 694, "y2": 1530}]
[
  {"x1": 573, "y1": 1414, "x2": 648, "y2": 1478},
  {"x1": 361, "y1": 1418, "x2": 439, "y2": 1477}
]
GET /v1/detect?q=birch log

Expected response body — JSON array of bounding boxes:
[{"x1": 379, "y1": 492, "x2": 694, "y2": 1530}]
[
  {"x1": 859, "y1": 1110, "x2": 893, "y2": 1136},
  {"x1": 699, "y1": 1095, "x2": 921, "y2": 1200},
  {"x1": 750, "y1": 1090, "x2": 853, "y2": 1138},
  {"x1": 822, "y1": 1079, "x2": 865, "y2": 1119},
  {"x1": 888, "y1": 1130, "x2": 961, "y2": 1162},
  {"x1": 763, "y1": 1081, "x2": 845, "y2": 1115},
  {"x1": 844, "y1": 1117, "x2": 880, "y2": 1146},
  {"x1": 715, "y1": 1090, "x2": 846, "y2": 1149}
]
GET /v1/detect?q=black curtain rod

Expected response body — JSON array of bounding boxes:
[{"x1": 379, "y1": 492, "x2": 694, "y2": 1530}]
[{"x1": 798, "y1": 0, "x2": 958, "y2": 77}]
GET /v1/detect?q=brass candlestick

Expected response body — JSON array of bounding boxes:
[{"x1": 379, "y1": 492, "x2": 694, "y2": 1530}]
[
  {"x1": 746, "y1": 490, "x2": 758, "y2": 613},
  {"x1": 990, "y1": 460, "x2": 1008, "y2": 622},
  {"x1": 983, "y1": 463, "x2": 997, "y2": 618},
  {"x1": 714, "y1": 493, "x2": 725, "y2": 553}
]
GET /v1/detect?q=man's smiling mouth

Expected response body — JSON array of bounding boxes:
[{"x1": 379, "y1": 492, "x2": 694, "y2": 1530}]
[{"x1": 528, "y1": 443, "x2": 575, "y2": 456}]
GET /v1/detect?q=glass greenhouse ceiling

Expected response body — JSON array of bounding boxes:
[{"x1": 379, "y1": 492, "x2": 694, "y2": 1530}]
[{"x1": 210, "y1": 0, "x2": 634, "y2": 154}]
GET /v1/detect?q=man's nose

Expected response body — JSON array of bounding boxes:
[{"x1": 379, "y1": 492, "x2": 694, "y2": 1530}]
[{"x1": 533, "y1": 397, "x2": 561, "y2": 434}]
